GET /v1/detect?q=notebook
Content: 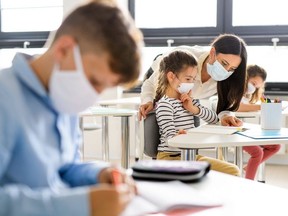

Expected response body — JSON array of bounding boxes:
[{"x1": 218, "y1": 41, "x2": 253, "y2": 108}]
[
  {"x1": 236, "y1": 127, "x2": 288, "y2": 139},
  {"x1": 131, "y1": 160, "x2": 210, "y2": 182},
  {"x1": 188, "y1": 124, "x2": 245, "y2": 135},
  {"x1": 121, "y1": 180, "x2": 222, "y2": 216}
]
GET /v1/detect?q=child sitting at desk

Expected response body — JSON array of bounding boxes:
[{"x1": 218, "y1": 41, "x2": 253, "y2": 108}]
[
  {"x1": 155, "y1": 51, "x2": 240, "y2": 176},
  {"x1": 238, "y1": 64, "x2": 281, "y2": 180},
  {"x1": 238, "y1": 64, "x2": 266, "y2": 112}
]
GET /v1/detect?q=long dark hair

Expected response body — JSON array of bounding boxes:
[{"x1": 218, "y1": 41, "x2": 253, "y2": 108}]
[{"x1": 214, "y1": 34, "x2": 248, "y2": 114}]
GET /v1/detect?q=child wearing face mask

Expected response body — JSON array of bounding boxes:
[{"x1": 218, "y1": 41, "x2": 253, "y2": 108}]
[
  {"x1": 0, "y1": 1, "x2": 143, "y2": 216},
  {"x1": 238, "y1": 65, "x2": 281, "y2": 180},
  {"x1": 155, "y1": 51, "x2": 241, "y2": 176},
  {"x1": 238, "y1": 64, "x2": 266, "y2": 112}
]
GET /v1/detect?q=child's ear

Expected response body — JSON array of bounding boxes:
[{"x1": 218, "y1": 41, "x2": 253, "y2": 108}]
[{"x1": 167, "y1": 71, "x2": 175, "y2": 82}]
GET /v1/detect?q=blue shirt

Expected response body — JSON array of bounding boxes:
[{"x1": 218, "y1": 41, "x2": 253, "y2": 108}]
[{"x1": 0, "y1": 53, "x2": 107, "y2": 216}]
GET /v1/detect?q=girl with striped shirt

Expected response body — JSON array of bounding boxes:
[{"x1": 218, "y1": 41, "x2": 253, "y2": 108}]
[{"x1": 155, "y1": 51, "x2": 240, "y2": 176}]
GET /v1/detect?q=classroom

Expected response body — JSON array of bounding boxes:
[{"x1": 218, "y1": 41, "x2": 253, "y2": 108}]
[{"x1": 1, "y1": 0, "x2": 288, "y2": 216}]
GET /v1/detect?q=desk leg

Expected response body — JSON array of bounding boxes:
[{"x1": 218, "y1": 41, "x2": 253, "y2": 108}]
[
  {"x1": 181, "y1": 149, "x2": 197, "y2": 161},
  {"x1": 216, "y1": 147, "x2": 228, "y2": 160},
  {"x1": 234, "y1": 146, "x2": 243, "y2": 177},
  {"x1": 102, "y1": 116, "x2": 109, "y2": 161},
  {"x1": 121, "y1": 116, "x2": 130, "y2": 169},
  {"x1": 257, "y1": 162, "x2": 266, "y2": 183}
]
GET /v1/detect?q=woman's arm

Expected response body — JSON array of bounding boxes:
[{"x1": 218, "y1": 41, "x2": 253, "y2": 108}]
[{"x1": 237, "y1": 102, "x2": 261, "y2": 112}]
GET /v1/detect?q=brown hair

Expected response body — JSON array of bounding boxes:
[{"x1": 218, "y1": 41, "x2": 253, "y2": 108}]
[
  {"x1": 213, "y1": 34, "x2": 248, "y2": 114},
  {"x1": 246, "y1": 64, "x2": 267, "y2": 103},
  {"x1": 52, "y1": 1, "x2": 143, "y2": 86},
  {"x1": 154, "y1": 51, "x2": 197, "y2": 104}
]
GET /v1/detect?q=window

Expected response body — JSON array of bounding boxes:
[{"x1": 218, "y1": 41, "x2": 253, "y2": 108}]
[
  {"x1": 129, "y1": 0, "x2": 288, "y2": 46},
  {"x1": 232, "y1": 0, "x2": 288, "y2": 26},
  {"x1": 134, "y1": 0, "x2": 216, "y2": 28},
  {"x1": 0, "y1": 0, "x2": 63, "y2": 48},
  {"x1": 129, "y1": 0, "x2": 223, "y2": 46}
]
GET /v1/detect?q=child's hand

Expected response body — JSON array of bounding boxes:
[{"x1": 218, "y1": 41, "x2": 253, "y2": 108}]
[
  {"x1": 180, "y1": 91, "x2": 194, "y2": 111},
  {"x1": 89, "y1": 184, "x2": 134, "y2": 216},
  {"x1": 180, "y1": 90, "x2": 199, "y2": 114},
  {"x1": 177, "y1": 129, "x2": 187, "y2": 135}
]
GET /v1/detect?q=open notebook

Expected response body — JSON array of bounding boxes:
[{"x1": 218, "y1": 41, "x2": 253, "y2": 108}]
[
  {"x1": 121, "y1": 181, "x2": 222, "y2": 216},
  {"x1": 188, "y1": 124, "x2": 245, "y2": 135}
]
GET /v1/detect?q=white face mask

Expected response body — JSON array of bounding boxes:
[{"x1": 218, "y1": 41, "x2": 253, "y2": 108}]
[
  {"x1": 49, "y1": 45, "x2": 99, "y2": 114},
  {"x1": 177, "y1": 83, "x2": 195, "y2": 94},
  {"x1": 207, "y1": 60, "x2": 233, "y2": 81},
  {"x1": 247, "y1": 82, "x2": 256, "y2": 94}
]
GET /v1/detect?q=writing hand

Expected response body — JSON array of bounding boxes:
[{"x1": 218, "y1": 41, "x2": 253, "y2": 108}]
[{"x1": 221, "y1": 116, "x2": 243, "y2": 127}]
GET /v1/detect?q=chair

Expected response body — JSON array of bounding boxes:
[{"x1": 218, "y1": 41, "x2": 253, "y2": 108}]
[
  {"x1": 143, "y1": 110, "x2": 201, "y2": 159},
  {"x1": 143, "y1": 110, "x2": 159, "y2": 159}
]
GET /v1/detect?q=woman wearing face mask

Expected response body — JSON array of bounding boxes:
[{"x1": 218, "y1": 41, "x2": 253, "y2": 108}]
[
  {"x1": 155, "y1": 51, "x2": 240, "y2": 176},
  {"x1": 237, "y1": 65, "x2": 281, "y2": 180},
  {"x1": 139, "y1": 34, "x2": 247, "y2": 128},
  {"x1": 237, "y1": 64, "x2": 267, "y2": 112}
]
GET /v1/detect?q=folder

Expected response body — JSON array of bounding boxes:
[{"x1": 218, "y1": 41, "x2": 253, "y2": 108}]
[{"x1": 236, "y1": 127, "x2": 288, "y2": 139}]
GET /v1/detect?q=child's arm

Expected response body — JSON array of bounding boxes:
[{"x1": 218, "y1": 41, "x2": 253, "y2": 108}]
[
  {"x1": 180, "y1": 93, "x2": 200, "y2": 114},
  {"x1": 192, "y1": 100, "x2": 218, "y2": 124},
  {"x1": 180, "y1": 93, "x2": 218, "y2": 124}
]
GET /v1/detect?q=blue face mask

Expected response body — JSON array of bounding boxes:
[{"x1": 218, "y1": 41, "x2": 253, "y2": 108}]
[{"x1": 207, "y1": 60, "x2": 233, "y2": 81}]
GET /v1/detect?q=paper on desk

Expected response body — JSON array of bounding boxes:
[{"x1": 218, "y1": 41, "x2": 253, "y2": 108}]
[
  {"x1": 121, "y1": 181, "x2": 222, "y2": 216},
  {"x1": 188, "y1": 124, "x2": 244, "y2": 135}
]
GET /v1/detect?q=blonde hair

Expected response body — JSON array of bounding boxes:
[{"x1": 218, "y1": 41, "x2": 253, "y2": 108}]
[{"x1": 154, "y1": 51, "x2": 197, "y2": 104}]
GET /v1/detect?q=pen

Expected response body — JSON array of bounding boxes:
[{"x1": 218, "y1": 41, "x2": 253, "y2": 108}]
[{"x1": 112, "y1": 169, "x2": 122, "y2": 186}]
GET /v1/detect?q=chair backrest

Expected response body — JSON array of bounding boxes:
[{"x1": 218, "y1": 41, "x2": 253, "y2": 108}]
[
  {"x1": 144, "y1": 110, "x2": 160, "y2": 158},
  {"x1": 143, "y1": 110, "x2": 201, "y2": 159}
]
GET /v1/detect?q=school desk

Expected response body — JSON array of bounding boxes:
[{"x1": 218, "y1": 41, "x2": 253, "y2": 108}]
[
  {"x1": 123, "y1": 170, "x2": 288, "y2": 216},
  {"x1": 167, "y1": 123, "x2": 288, "y2": 176},
  {"x1": 81, "y1": 106, "x2": 137, "y2": 168}
]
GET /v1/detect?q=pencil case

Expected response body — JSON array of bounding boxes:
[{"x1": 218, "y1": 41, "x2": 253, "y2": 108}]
[{"x1": 131, "y1": 160, "x2": 210, "y2": 183}]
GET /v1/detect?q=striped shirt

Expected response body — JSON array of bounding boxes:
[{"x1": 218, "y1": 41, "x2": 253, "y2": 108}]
[{"x1": 156, "y1": 95, "x2": 218, "y2": 153}]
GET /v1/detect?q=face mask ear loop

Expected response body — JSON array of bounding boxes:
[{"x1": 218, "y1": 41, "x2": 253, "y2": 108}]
[{"x1": 73, "y1": 45, "x2": 84, "y2": 73}]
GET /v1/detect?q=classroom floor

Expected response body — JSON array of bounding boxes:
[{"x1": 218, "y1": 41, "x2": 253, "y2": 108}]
[{"x1": 265, "y1": 164, "x2": 288, "y2": 189}]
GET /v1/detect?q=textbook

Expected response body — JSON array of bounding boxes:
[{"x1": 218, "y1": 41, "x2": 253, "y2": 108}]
[
  {"x1": 236, "y1": 127, "x2": 288, "y2": 139},
  {"x1": 121, "y1": 180, "x2": 222, "y2": 216},
  {"x1": 188, "y1": 124, "x2": 245, "y2": 135}
]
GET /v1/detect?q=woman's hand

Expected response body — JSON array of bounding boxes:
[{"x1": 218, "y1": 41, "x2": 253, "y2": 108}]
[
  {"x1": 220, "y1": 115, "x2": 243, "y2": 127},
  {"x1": 138, "y1": 101, "x2": 154, "y2": 120}
]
